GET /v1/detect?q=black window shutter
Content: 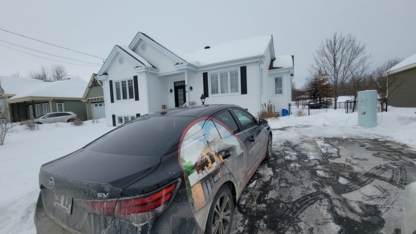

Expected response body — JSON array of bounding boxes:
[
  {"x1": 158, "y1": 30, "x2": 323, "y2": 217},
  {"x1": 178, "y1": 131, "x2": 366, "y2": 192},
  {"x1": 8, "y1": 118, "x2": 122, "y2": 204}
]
[
  {"x1": 133, "y1": 76, "x2": 139, "y2": 101},
  {"x1": 240, "y1": 66, "x2": 247, "y2": 94},
  {"x1": 203, "y1": 72, "x2": 209, "y2": 97},
  {"x1": 112, "y1": 114, "x2": 116, "y2": 126},
  {"x1": 109, "y1": 80, "x2": 114, "y2": 103}
]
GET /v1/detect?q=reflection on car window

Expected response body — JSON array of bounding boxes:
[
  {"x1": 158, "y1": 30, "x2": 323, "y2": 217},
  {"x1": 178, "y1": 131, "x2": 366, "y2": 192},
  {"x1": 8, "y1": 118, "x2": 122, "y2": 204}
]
[
  {"x1": 86, "y1": 116, "x2": 192, "y2": 156},
  {"x1": 212, "y1": 111, "x2": 239, "y2": 138},
  {"x1": 231, "y1": 109, "x2": 257, "y2": 130}
]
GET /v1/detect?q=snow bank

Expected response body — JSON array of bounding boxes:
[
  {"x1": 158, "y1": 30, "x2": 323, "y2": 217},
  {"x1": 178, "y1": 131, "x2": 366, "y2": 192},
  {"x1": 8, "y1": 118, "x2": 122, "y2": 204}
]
[
  {"x1": 269, "y1": 107, "x2": 416, "y2": 150},
  {"x1": 0, "y1": 120, "x2": 114, "y2": 233}
]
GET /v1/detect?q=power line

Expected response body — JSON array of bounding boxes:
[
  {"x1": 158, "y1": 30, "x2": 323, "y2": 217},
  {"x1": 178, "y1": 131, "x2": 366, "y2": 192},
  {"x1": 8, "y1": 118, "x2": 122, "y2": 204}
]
[
  {"x1": 0, "y1": 39, "x2": 103, "y2": 65},
  {"x1": 0, "y1": 43, "x2": 102, "y2": 67},
  {"x1": 0, "y1": 28, "x2": 105, "y2": 60}
]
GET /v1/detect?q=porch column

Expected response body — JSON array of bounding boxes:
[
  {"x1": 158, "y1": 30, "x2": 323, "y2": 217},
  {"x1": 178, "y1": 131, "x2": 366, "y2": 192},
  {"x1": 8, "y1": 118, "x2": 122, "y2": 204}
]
[
  {"x1": 31, "y1": 100, "x2": 35, "y2": 119},
  {"x1": 49, "y1": 99, "x2": 53, "y2": 113},
  {"x1": 185, "y1": 70, "x2": 189, "y2": 105}
]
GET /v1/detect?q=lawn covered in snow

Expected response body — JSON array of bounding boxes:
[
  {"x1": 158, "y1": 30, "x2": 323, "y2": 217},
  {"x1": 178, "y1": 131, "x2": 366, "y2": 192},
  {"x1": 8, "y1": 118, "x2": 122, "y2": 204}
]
[{"x1": 0, "y1": 107, "x2": 415, "y2": 233}]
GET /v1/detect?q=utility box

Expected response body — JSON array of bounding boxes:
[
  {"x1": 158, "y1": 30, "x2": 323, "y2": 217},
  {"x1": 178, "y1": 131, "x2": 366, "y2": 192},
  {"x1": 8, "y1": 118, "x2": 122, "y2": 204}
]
[{"x1": 357, "y1": 90, "x2": 378, "y2": 128}]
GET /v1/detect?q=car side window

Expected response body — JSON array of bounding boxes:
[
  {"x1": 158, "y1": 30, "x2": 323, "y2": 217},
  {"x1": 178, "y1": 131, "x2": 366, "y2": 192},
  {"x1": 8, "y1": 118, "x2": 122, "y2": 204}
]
[
  {"x1": 231, "y1": 109, "x2": 257, "y2": 131},
  {"x1": 48, "y1": 113, "x2": 56, "y2": 118},
  {"x1": 212, "y1": 111, "x2": 239, "y2": 138}
]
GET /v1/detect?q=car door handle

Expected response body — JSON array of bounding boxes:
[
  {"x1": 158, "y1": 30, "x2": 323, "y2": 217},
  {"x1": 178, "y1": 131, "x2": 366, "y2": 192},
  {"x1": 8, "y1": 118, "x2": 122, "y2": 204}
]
[{"x1": 250, "y1": 136, "x2": 255, "y2": 142}]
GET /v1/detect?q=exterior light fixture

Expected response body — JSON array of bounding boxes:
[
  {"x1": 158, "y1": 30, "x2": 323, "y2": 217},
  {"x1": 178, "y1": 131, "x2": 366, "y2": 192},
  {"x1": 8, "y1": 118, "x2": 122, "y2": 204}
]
[
  {"x1": 189, "y1": 86, "x2": 193, "y2": 91},
  {"x1": 200, "y1": 94, "x2": 206, "y2": 105},
  {"x1": 169, "y1": 89, "x2": 173, "y2": 93}
]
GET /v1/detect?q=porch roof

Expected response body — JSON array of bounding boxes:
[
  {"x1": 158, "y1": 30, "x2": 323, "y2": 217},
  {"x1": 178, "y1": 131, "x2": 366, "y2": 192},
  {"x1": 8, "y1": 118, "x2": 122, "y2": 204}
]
[{"x1": 0, "y1": 76, "x2": 87, "y2": 101}]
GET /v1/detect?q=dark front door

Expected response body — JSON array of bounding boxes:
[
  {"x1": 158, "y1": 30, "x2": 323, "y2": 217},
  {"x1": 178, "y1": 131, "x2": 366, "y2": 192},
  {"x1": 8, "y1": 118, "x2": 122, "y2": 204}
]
[{"x1": 174, "y1": 81, "x2": 186, "y2": 107}]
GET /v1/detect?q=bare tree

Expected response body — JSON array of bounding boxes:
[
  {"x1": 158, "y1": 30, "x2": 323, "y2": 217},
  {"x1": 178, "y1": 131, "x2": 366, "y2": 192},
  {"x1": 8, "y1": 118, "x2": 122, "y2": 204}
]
[
  {"x1": 11, "y1": 71, "x2": 21, "y2": 77},
  {"x1": 0, "y1": 108, "x2": 16, "y2": 145},
  {"x1": 50, "y1": 64, "x2": 68, "y2": 81},
  {"x1": 310, "y1": 33, "x2": 371, "y2": 109},
  {"x1": 28, "y1": 66, "x2": 49, "y2": 81}
]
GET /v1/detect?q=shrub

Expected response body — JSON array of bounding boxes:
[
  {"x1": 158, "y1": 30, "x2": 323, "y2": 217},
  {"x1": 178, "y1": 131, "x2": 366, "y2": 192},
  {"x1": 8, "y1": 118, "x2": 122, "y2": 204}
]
[
  {"x1": 258, "y1": 111, "x2": 279, "y2": 119},
  {"x1": 297, "y1": 110, "x2": 306, "y2": 116},
  {"x1": 23, "y1": 118, "x2": 38, "y2": 130},
  {"x1": 72, "y1": 115, "x2": 84, "y2": 126}
]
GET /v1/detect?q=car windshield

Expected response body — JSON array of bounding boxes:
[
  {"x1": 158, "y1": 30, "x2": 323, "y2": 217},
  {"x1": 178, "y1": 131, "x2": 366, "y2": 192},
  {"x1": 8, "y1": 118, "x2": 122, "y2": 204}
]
[{"x1": 85, "y1": 116, "x2": 193, "y2": 156}]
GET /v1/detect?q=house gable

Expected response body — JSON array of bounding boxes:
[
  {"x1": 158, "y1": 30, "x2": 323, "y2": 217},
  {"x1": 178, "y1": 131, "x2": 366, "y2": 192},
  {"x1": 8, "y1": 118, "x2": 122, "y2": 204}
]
[
  {"x1": 82, "y1": 74, "x2": 103, "y2": 100},
  {"x1": 129, "y1": 32, "x2": 187, "y2": 74},
  {"x1": 97, "y1": 45, "x2": 155, "y2": 79}
]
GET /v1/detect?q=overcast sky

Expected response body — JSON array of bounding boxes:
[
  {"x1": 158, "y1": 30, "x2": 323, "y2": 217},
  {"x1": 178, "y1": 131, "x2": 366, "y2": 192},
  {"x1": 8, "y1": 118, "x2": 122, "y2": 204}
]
[{"x1": 1, "y1": 0, "x2": 415, "y2": 88}]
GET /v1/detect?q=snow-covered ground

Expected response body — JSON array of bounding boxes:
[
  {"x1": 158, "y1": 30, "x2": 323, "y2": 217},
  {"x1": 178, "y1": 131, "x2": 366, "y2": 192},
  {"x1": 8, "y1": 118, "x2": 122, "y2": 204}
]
[{"x1": 0, "y1": 107, "x2": 415, "y2": 233}]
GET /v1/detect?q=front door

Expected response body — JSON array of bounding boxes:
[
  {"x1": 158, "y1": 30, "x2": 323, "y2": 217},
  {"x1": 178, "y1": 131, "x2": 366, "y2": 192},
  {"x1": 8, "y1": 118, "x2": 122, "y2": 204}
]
[{"x1": 174, "y1": 81, "x2": 186, "y2": 107}]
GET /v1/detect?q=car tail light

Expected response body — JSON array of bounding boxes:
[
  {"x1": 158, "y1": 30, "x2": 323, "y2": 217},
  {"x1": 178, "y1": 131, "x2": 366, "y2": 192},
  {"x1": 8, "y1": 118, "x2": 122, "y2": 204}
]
[{"x1": 75, "y1": 181, "x2": 179, "y2": 224}]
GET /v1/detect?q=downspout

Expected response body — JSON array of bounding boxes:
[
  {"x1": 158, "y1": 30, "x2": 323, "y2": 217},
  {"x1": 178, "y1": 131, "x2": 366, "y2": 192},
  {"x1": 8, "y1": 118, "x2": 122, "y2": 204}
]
[
  {"x1": 185, "y1": 68, "x2": 189, "y2": 106},
  {"x1": 145, "y1": 67, "x2": 150, "y2": 114},
  {"x1": 258, "y1": 56, "x2": 262, "y2": 114}
]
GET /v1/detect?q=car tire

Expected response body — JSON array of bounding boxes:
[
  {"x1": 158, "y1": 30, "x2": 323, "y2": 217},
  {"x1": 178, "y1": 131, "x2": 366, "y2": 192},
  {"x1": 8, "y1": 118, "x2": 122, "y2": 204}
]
[
  {"x1": 35, "y1": 122, "x2": 42, "y2": 124},
  {"x1": 264, "y1": 134, "x2": 273, "y2": 161},
  {"x1": 67, "y1": 119, "x2": 74, "y2": 123},
  {"x1": 205, "y1": 185, "x2": 234, "y2": 234}
]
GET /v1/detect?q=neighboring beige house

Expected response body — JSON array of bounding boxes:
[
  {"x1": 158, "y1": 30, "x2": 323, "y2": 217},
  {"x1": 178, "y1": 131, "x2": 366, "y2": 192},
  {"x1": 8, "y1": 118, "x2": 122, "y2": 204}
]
[
  {"x1": 384, "y1": 53, "x2": 416, "y2": 108},
  {"x1": 82, "y1": 74, "x2": 105, "y2": 120},
  {"x1": 0, "y1": 76, "x2": 88, "y2": 122}
]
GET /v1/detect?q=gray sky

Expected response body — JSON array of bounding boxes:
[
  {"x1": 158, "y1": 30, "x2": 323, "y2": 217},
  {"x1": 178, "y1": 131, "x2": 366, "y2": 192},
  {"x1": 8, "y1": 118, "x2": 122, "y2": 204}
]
[{"x1": 1, "y1": 0, "x2": 415, "y2": 88}]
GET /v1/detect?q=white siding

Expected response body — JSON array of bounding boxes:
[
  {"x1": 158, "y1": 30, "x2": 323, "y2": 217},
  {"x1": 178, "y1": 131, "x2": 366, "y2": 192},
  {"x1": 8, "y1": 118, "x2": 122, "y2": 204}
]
[
  {"x1": 104, "y1": 54, "x2": 149, "y2": 126},
  {"x1": 148, "y1": 74, "x2": 169, "y2": 112},
  {"x1": 260, "y1": 47, "x2": 271, "y2": 109},
  {"x1": 133, "y1": 39, "x2": 177, "y2": 74},
  {"x1": 188, "y1": 63, "x2": 260, "y2": 117},
  {"x1": 268, "y1": 71, "x2": 292, "y2": 115}
]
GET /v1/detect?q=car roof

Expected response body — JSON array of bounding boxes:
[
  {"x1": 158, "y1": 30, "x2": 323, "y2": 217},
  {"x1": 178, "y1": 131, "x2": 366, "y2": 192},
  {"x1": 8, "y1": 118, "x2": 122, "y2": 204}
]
[{"x1": 150, "y1": 104, "x2": 243, "y2": 118}]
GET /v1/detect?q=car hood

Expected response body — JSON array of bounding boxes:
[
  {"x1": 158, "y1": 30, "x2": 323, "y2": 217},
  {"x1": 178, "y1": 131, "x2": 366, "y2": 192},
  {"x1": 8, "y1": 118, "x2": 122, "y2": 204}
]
[{"x1": 39, "y1": 148, "x2": 161, "y2": 199}]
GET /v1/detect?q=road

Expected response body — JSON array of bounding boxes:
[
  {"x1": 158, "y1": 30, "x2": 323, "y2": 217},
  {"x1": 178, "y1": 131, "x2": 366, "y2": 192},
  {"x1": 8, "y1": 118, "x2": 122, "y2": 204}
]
[{"x1": 232, "y1": 126, "x2": 416, "y2": 234}]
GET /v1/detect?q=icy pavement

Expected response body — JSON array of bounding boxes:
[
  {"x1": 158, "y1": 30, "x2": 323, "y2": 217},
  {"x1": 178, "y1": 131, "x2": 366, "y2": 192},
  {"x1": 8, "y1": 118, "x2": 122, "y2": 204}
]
[{"x1": 232, "y1": 126, "x2": 416, "y2": 234}]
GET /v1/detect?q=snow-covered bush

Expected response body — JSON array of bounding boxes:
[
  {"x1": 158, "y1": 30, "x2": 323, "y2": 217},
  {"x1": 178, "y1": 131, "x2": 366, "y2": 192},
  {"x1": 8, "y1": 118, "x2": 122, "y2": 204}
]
[{"x1": 72, "y1": 115, "x2": 84, "y2": 126}]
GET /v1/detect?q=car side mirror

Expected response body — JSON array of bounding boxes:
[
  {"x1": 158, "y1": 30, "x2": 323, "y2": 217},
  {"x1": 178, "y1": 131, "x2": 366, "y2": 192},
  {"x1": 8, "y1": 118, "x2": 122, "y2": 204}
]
[{"x1": 258, "y1": 118, "x2": 268, "y2": 125}]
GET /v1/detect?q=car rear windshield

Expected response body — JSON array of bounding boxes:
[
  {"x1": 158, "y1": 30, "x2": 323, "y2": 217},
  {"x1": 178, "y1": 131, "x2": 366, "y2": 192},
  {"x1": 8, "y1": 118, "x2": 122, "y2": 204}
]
[{"x1": 85, "y1": 116, "x2": 193, "y2": 156}]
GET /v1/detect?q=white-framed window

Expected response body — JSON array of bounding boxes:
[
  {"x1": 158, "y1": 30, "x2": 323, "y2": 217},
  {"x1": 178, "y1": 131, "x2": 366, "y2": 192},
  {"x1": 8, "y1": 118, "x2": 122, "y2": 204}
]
[
  {"x1": 210, "y1": 70, "x2": 239, "y2": 95},
  {"x1": 43, "y1": 103, "x2": 50, "y2": 114},
  {"x1": 114, "y1": 79, "x2": 135, "y2": 101},
  {"x1": 35, "y1": 104, "x2": 42, "y2": 117},
  {"x1": 275, "y1": 77, "x2": 283, "y2": 95},
  {"x1": 56, "y1": 103, "x2": 65, "y2": 112},
  {"x1": 117, "y1": 115, "x2": 136, "y2": 125}
]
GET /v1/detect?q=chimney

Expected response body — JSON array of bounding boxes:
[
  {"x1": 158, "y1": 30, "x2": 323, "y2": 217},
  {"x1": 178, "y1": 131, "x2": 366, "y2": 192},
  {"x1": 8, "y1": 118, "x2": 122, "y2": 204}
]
[
  {"x1": 204, "y1": 46, "x2": 210, "y2": 49},
  {"x1": 291, "y1": 55, "x2": 294, "y2": 67}
]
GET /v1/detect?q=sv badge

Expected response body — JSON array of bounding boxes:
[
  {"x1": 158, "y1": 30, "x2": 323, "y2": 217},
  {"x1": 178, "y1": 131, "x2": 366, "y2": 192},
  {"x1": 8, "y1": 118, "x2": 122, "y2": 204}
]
[{"x1": 97, "y1": 193, "x2": 110, "y2": 198}]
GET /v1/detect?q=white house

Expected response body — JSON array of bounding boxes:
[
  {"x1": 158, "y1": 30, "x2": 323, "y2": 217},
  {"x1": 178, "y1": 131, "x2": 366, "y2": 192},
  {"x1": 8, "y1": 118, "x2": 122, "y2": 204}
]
[{"x1": 97, "y1": 32, "x2": 294, "y2": 126}]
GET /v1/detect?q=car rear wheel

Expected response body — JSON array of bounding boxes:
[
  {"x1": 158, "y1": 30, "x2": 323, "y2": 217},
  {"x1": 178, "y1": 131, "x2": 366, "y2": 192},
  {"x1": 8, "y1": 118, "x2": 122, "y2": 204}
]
[
  {"x1": 67, "y1": 119, "x2": 74, "y2": 122},
  {"x1": 206, "y1": 185, "x2": 234, "y2": 234}
]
